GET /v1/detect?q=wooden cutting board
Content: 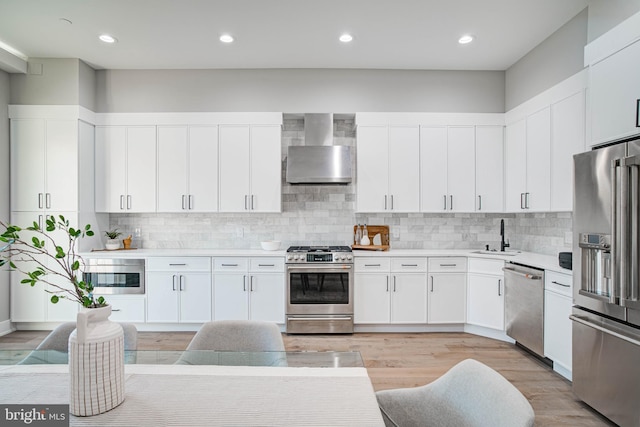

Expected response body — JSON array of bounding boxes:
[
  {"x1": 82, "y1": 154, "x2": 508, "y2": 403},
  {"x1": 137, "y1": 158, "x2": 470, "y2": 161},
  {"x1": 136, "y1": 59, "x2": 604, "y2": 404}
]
[{"x1": 352, "y1": 225, "x2": 390, "y2": 251}]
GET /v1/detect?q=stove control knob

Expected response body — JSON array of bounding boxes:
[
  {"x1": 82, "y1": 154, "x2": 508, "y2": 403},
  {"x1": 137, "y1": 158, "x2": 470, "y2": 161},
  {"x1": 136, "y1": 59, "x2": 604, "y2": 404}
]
[
  {"x1": 346, "y1": 255, "x2": 353, "y2": 261},
  {"x1": 287, "y1": 255, "x2": 293, "y2": 261}
]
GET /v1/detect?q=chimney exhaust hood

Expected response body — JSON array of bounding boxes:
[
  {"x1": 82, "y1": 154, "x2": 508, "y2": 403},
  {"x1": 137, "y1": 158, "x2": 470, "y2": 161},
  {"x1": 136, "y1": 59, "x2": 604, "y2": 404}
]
[{"x1": 286, "y1": 113, "x2": 352, "y2": 184}]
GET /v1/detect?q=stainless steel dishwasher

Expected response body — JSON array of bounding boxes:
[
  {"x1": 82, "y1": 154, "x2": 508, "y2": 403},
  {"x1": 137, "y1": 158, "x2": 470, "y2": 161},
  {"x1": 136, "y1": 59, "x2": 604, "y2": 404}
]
[{"x1": 503, "y1": 262, "x2": 545, "y2": 357}]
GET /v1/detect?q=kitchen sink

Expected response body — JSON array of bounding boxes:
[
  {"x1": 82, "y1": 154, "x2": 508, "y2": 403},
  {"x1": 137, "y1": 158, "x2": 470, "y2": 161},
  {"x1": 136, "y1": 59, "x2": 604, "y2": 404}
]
[{"x1": 472, "y1": 250, "x2": 521, "y2": 256}]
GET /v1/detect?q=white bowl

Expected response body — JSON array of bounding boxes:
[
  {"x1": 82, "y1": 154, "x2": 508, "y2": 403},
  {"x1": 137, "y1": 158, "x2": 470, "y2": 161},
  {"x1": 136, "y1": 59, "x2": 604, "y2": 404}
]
[{"x1": 260, "y1": 241, "x2": 281, "y2": 251}]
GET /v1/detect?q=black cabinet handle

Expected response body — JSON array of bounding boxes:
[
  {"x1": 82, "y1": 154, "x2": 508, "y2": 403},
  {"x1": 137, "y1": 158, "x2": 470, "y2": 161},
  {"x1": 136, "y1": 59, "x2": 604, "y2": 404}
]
[{"x1": 636, "y1": 99, "x2": 640, "y2": 128}]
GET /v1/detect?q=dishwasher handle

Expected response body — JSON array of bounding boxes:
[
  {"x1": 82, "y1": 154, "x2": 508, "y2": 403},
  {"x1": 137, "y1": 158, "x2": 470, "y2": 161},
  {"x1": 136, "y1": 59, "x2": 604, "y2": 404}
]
[{"x1": 502, "y1": 267, "x2": 542, "y2": 280}]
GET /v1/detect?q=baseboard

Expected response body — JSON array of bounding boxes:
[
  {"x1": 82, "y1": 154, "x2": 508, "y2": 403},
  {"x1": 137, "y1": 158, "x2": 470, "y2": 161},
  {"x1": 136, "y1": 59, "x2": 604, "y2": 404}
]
[{"x1": 0, "y1": 319, "x2": 14, "y2": 337}]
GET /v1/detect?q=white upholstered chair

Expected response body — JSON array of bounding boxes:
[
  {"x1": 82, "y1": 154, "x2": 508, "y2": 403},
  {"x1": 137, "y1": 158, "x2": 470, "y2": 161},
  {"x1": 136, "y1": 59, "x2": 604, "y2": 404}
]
[
  {"x1": 176, "y1": 320, "x2": 286, "y2": 366},
  {"x1": 376, "y1": 358, "x2": 535, "y2": 427}
]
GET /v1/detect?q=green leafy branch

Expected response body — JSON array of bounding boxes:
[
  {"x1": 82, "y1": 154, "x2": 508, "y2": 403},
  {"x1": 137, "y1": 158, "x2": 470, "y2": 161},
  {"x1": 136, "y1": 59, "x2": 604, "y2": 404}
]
[{"x1": 0, "y1": 215, "x2": 106, "y2": 308}]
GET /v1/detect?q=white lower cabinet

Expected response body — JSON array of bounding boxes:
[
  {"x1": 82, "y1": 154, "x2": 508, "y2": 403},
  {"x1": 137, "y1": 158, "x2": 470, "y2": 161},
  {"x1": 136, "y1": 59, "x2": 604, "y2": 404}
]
[
  {"x1": 355, "y1": 258, "x2": 427, "y2": 324},
  {"x1": 213, "y1": 258, "x2": 285, "y2": 323},
  {"x1": 467, "y1": 259, "x2": 504, "y2": 330},
  {"x1": 427, "y1": 258, "x2": 467, "y2": 323},
  {"x1": 146, "y1": 257, "x2": 212, "y2": 323},
  {"x1": 544, "y1": 270, "x2": 573, "y2": 379}
]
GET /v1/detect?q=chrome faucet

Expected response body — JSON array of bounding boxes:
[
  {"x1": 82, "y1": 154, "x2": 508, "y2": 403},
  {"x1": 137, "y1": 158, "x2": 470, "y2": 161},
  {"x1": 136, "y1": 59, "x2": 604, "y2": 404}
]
[{"x1": 500, "y1": 219, "x2": 510, "y2": 252}]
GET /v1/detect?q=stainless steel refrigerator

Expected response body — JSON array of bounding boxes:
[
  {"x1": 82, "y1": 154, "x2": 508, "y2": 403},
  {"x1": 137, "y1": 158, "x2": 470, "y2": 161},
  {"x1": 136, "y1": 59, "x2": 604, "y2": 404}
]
[{"x1": 572, "y1": 136, "x2": 640, "y2": 427}]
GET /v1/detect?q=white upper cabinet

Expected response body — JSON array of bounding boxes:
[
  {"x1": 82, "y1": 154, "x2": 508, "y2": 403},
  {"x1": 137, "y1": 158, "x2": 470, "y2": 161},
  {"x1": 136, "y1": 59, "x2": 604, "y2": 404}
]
[
  {"x1": 421, "y1": 126, "x2": 475, "y2": 212},
  {"x1": 505, "y1": 108, "x2": 551, "y2": 212},
  {"x1": 475, "y1": 126, "x2": 504, "y2": 212},
  {"x1": 551, "y1": 92, "x2": 586, "y2": 211},
  {"x1": 157, "y1": 126, "x2": 218, "y2": 212},
  {"x1": 589, "y1": 38, "x2": 640, "y2": 145},
  {"x1": 356, "y1": 125, "x2": 420, "y2": 212},
  {"x1": 219, "y1": 125, "x2": 281, "y2": 213},
  {"x1": 11, "y1": 119, "x2": 78, "y2": 213},
  {"x1": 95, "y1": 126, "x2": 157, "y2": 213}
]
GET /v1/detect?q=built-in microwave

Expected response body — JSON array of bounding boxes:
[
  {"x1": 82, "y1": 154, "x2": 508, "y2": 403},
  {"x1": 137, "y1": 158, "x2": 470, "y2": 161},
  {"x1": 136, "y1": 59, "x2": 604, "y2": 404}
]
[{"x1": 82, "y1": 259, "x2": 145, "y2": 295}]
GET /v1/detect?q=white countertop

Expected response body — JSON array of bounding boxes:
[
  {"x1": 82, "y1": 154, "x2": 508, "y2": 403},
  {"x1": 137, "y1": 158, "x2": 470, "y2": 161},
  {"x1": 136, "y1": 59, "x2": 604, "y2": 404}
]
[{"x1": 81, "y1": 247, "x2": 571, "y2": 274}]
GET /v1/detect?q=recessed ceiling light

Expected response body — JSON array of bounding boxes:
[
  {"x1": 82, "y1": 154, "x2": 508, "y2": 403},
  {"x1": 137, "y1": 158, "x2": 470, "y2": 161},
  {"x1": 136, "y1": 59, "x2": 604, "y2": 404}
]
[
  {"x1": 339, "y1": 33, "x2": 353, "y2": 43},
  {"x1": 220, "y1": 34, "x2": 234, "y2": 43},
  {"x1": 99, "y1": 34, "x2": 117, "y2": 44},
  {"x1": 458, "y1": 35, "x2": 474, "y2": 44}
]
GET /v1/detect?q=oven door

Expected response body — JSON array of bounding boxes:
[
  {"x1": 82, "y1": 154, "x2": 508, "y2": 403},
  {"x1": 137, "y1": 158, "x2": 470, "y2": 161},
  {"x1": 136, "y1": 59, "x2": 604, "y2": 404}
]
[
  {"x1": 83, "y1": 259, "x2": 145, "y2": 295},
  {"x1": 286, "y1": 264, "x2": 353, "y2": 315}
]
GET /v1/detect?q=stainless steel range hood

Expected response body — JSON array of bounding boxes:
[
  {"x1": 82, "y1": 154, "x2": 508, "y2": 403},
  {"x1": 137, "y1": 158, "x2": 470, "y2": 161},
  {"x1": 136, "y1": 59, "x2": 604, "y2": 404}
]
[{"x1": 286, "y1": 113, "x2": 352, "y2": 184}]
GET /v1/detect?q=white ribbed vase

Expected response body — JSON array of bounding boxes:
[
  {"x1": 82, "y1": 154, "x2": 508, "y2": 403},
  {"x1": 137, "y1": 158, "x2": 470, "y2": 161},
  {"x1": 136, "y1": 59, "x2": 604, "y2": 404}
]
[{"x1": 69, "y1": 305, "x2": 125, "y2": 416}]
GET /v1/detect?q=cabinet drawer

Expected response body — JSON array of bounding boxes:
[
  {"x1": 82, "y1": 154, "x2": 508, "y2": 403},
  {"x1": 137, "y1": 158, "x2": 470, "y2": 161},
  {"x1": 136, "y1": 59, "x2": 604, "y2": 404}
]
[
  {"x1": 468, "y1": 258, "x2": 504, "y2": 275},
  {"x1": 106, "y1": 297, "x2": 145, "y2": 323},
  {"x1": 250, "y1": 258, "x2": 285, "y2": 272},
  {"x1": 545, "y1": 270, "x2": 572, "y2": 297},
  {"x1": 147, "y1": 257, "x2": 211, "y2": 272},
  {"x1": 355, "y1": 257, "x2": 391, "y2": 272},
  {"x1": 214, "y1": 258, "x2": 249, "y2": 271},
  {"x1": 391, "y1": 258, "x2": 427, "y2": 272},
  {"x1": 428, "y1": 257, "x2": 467, "y2": 273}
]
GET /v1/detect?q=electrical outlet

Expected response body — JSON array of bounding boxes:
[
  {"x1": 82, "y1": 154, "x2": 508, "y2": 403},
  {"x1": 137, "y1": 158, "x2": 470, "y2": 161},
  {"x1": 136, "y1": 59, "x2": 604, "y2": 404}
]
[
  {"x1": 236, "y1": 227, "x2": 244, "y2": 238},
  {"x1": 392, "y1": 228, "x2": 400, "y2": 239}
]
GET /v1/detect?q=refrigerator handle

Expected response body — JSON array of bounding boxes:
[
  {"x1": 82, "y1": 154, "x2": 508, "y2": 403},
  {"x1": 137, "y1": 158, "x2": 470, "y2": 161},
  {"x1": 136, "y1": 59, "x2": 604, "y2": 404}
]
[
  {"x1": 631, "y1": 163, "x2": 639, "y2": 302},
  {"x1": 611, "y1": 158, "x2": 620, "y2": 305}
]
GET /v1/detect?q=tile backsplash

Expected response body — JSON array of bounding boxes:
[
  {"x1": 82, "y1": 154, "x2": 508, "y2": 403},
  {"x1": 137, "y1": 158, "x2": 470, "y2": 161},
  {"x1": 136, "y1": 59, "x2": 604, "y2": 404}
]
[{"x1": 111, "y1": 118, "x2": 572, "y2": 256}]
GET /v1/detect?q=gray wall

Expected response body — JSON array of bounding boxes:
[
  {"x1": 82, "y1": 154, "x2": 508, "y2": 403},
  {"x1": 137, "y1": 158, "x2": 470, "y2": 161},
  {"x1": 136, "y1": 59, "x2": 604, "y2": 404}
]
[
  {"x1": 110, "y1": 118, "x2": 571, "y2": 257},
  {"x1": 10, "y1": 58, "x2": 80, "y2": 105},
  {"x1": 0, "y1": 69, "x2": 10, "y2": 322},
  {"x1": 587, "y1": 0, "x2": 640, "y2": 42},
  {"x1": 505, "y1": 8, "x2": 588, "y2": 110},
  {"x1": 95, "y1": 68, "x2": 505, "y2": 113},
  {"x1": 79, "y1": 60, "x2": 96, "y2": 111}
]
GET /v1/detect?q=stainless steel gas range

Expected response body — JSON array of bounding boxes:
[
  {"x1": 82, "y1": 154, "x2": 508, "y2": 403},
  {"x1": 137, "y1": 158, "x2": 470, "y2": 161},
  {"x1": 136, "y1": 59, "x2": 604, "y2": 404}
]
[{"x1": 285, "y1": 246, "x2": 354, "y2": 334}]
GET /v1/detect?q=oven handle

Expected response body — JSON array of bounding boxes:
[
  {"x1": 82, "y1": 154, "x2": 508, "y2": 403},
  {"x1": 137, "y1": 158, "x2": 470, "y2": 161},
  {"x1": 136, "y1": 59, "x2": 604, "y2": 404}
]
[
  {"x1": 286, "y1": 265, "x2": 353, "y2": 272},
  {"x1": 287, "y1": 316, "x2": 353, "y2": 321}
]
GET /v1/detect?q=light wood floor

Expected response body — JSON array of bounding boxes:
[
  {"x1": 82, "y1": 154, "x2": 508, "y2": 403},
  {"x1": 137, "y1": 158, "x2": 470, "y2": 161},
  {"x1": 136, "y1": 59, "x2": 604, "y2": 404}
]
[{"x1": 0, "y1": 330, "x2": 614, "y2": 426}]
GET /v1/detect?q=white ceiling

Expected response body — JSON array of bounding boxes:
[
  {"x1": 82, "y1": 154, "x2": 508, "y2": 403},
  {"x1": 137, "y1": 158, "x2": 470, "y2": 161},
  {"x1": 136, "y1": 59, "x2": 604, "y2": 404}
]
[{"x1": 0, "y1": 0, "x2": 590, "y2": 71}]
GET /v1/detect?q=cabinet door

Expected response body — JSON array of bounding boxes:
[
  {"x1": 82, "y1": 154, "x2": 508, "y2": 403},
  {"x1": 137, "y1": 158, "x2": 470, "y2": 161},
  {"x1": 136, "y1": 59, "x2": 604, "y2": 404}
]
[
  {"x1": 146, "y1": 272, "x2": 180, "y2": 323},
  {"x1": 475, "y1": 126, "x2": 504, "y2": 212},
  {"x1": 544, "y1": 290, "x2": 573, "y2": 373},
  {"x1": 126, "y1": 127, "x2": 157, "y2": 212},
  {"x1": 95, "y1": 127, "x2": 126, "y2": 212},
  {"x1": 504, "y1": 120, "x2": 527, "y2": 212},
  {"x1": 354, "y1": 274, "x2": 390, "y2": 323},
  {"x1": 189, "y1": 126, "x2": 218, "y2": 212},
  {"x1": 250, "y1": 126, "x2": 281, "y2": 212},
  {"x1": 388, "y1": 126, "x2": 420, "y2": 212},
  {"x1": 526, "y1": 107, "x2": 551, "y2": 211},
  {"x1": 179, "y1": 273, "x2": 212, "y2": 323},
  {"x1": 590, "y1": 38, "x2": 640, "y2": 144},
  {"x1": 213, "y1": 273, "x2": 249, "y2": 320},
  {"x1": 428, "y1": 273, "x2": 466, "y2": 323},
  {"x1": 249, "y1": 274, "x2": 285, "y2": 323},
  {"x1": 356, "y1": 126, "x2": 389, "y2": 212},
  {"x1": 467, "y1": 273, "x2": 504, "y2": 330},
  {"x1": 9, "y1": 212, "x2": 46, "y2": 322},
  {"x1": 45, "y1": 120, "x2": 78, "y2": 212},
  {"x1": 11, "y1": 119, "x2": 45, "y2": 211},
  {"x1": 447, "y1": 126, "x2": 476, "y2": 212},
  {"x1": 219, "y1": 126, "x2": 251, "y2": 212},
  {"x1": 551, "y1": 92, "x2": 585, "y2": 211},
  {"x1": 157, "y1": 126, "x2": 188, "y2": 212},
  {"x1": 390, "y1": 274, "x2": 427, "y2": 323},
  {"x1": 45, "y1": 212, "x2": 79, "y2": 322},
  {"x1": 420, "y1": 127, "x2": 448, "y2": 212}
]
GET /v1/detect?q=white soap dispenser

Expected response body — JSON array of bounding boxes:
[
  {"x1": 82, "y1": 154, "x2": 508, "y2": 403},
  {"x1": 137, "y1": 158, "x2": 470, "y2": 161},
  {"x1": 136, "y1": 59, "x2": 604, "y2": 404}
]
[{"x1": 361, "y1": 224, "x2": 370, "y2": 246}]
